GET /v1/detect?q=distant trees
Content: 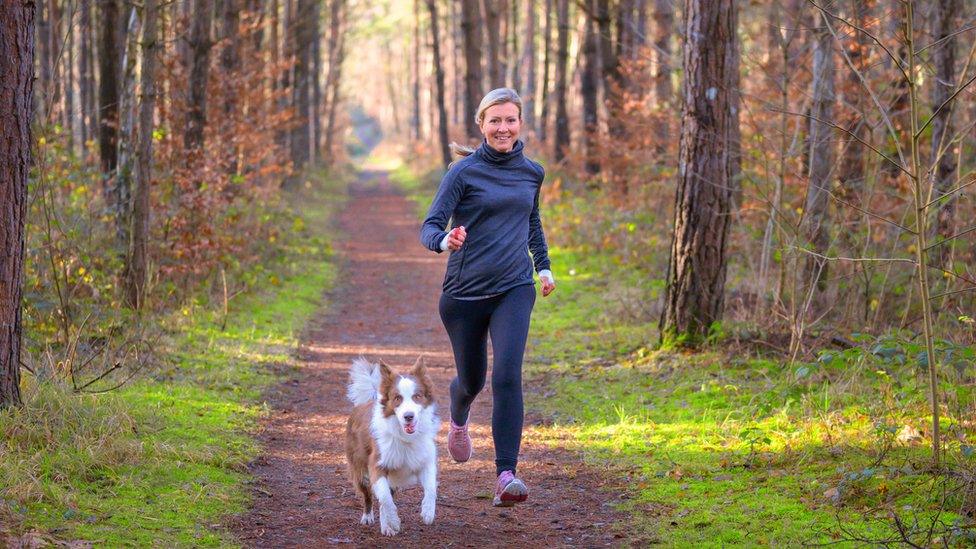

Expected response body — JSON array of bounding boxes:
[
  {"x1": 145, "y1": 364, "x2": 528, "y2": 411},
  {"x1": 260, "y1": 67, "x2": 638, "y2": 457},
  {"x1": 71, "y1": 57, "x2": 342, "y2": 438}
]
[{"x1": 1, "y1": 0, "x2": 35, "y2": 408}]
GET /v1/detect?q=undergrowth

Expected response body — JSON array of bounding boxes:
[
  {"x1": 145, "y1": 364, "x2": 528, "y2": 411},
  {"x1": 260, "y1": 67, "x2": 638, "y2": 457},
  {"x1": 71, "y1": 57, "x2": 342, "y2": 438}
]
[{"x1": 0, "y1": 169, "x2": 345, "y2": 546}]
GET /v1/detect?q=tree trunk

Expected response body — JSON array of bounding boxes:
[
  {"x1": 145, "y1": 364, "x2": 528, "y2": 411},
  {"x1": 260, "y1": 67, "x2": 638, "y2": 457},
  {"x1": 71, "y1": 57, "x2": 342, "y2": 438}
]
[
  {"x1": 427, "y1": 0, "x2": 451, "y2": 168},
  {"x1": 523, "y1": 0, "x2": 537, "y2": 132},
  {"x1": 552, "y1": 0, "x2": 570, "y2": 161},
  {"x1": 483, "y1": 0, "x2": 502, "y2": 87},
  {"x1": 289, "y1": 0, "x2": 315, "y2": 170},
  {"x1": 185, "y1": 0, "x2": 213, "y2": 154},
  {"x1": 115, "y1": 8, "x2": 141, "y2": 252},
  {"x1": 596, "y1": 0, "x2": 621, "y2": 141},
  {"x1": 99, "y1": 0, "x2": 123, "y2": 188},
  {"x1": 931, "y1": 0, "x2": 959, "y2": 268},
  {"x1": 510, "y1": 0, "x2": 521, "y2": 91},
  {"x1": 581, "y1": 1, "x2": 600, "y2": 174},
  {"x1": 836, "y1": 0, "x2": 868, "y2": 203},
  {"x1": 653, "y1": 0, "x2": 672, "y2": 150},
  {"x1": 124, "y1": 0, "x2": 158, "y2": 310},
  {"x1": 660, "y1": 0, "x2": 739, "y2": 345},
  {"x1": 539, "y1": 0, "x2": 552, "y2": 142},
  {"x1": 803, "y1": 14, "x2": 835, "y2": 293},
  {"x1": 461, "y1": 0, "x2": 484, "y2": 138},
  {"x1": 221, "y1": 0, "x2": 242, "y2": 173},
  {"x1": 451, "y1": 0, "x2": 463, "y2": 126},
  {"x1": 65, "y1": 7, "x2": 77, "y2": 150},
  {"x1": 323, "y1": 0, "x2": 346, "y2": 160},
  {"x1": 79, "y1": 0, "x2": 94, "y2": 147},
  {"x1": 0, "y1": 0, "x2": 35, "y2": 409},
  {"x1": 412, "y1": 0, "x2": 422, "y2": 139}
]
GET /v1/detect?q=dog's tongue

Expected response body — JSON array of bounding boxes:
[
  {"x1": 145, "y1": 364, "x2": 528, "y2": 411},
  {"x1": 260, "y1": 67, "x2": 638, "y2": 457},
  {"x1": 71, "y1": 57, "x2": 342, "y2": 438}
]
[{"x1": 404, "y1": 423, "x2": 416, "y2": 434}]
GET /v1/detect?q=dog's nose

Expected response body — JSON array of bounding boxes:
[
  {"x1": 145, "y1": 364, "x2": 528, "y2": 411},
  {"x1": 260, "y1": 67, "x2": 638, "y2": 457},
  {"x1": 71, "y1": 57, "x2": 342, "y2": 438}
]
[{"x1": 403, "y1": 412, "x2": 415, "y2": 423}]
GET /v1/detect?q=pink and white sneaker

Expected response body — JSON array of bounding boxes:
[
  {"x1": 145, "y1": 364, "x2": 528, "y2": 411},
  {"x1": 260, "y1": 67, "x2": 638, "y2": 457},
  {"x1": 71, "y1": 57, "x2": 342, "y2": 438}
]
[
  {"x1": 493, "y1": 470, "x2": 528, "y2": 507},
  {"x1": 447, "y1": 420, "x2": 472, "y2": 462}
]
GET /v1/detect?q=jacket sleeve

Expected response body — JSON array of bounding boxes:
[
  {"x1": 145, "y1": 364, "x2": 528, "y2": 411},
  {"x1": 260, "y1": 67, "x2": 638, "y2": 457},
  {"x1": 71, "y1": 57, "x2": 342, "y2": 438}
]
[
  {"x1": 528, "y1": 175, "x2": 551, "y2": 272},
  {"x1": 420, "y1": 167, "x2": 465, "y2": 253}
]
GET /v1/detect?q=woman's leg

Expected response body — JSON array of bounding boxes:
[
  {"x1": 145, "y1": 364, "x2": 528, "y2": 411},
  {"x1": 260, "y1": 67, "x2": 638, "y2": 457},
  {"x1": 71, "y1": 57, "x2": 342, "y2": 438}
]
[
  {"x1": 486, "y1": 284, "x2": 536, "y2": 475},
  {"x1": 439, "y1": 293, "x2": 492, "y2": 425}
]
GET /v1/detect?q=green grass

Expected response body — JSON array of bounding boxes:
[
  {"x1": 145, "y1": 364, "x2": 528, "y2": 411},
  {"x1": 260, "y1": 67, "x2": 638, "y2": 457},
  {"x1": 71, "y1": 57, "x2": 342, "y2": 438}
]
[
  {"x1": 0, "y1": 170, "x2": 344, "y2": 547},
  {"x1": 525, "y1": 247, "x2": 976, "y2": 546}
]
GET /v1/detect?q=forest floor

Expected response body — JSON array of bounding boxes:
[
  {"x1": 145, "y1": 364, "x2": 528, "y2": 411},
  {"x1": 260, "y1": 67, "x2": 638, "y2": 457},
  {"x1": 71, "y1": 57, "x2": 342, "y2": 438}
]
[{"x1": 231, "y1": 170, "x2": 629, "y2": 547}]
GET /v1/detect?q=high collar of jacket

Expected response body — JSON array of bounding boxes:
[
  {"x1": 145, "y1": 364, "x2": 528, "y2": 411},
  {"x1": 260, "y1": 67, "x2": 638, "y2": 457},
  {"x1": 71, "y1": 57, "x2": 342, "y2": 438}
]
[{"x1": 476, "y1": 139, "x2": 525, "y2": 168}]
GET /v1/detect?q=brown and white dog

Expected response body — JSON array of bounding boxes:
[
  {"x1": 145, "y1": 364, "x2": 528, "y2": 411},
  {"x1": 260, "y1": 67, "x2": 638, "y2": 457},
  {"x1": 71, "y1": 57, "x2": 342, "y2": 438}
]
[{"x1": 345, "y1": 356, "x2": 439, "y2": 536}]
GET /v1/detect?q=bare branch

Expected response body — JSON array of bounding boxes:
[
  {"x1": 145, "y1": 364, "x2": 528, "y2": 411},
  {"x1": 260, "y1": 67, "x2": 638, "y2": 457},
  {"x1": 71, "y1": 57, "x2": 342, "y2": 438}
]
[
  {"x1": 915, "y1": 73, "x2": 976, "y2": 139},
  {"x1": 923, "y1": 224, "x2": 976, "y2": 251},
  {"x1": 929, "y1": 286, "x2": 976, "y2": 300},
  {"x1": 792, "y1": 247, "x2": 917, "y2": 264},
  {"x1": 825, "y1": 189, "x2": 916, "y2": 234},
  {"x1": 922, "y1": 177, "x2": 976, "y2": 209},
  {"x1": 770, "y1": 107, "x2": 910, "y2": 177}
]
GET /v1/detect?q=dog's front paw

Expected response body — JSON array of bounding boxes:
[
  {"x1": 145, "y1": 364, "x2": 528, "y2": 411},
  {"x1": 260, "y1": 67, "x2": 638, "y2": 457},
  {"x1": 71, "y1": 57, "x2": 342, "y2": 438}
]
[
  {"x1": 360, "y1": 510, "x2": 374, "y2": 525},
  {"x1": 420, "y1": 499, "x2": 436, "y2": 525},
  {"x1": 379, "y1": 507, "x2": 401, "y2": 536}
]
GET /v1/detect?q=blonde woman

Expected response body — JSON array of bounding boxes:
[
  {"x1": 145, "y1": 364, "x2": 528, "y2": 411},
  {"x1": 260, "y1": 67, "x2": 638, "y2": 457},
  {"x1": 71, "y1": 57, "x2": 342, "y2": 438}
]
[{"x1": 420, "y1": 88, "x2": 555, "y2": 507}]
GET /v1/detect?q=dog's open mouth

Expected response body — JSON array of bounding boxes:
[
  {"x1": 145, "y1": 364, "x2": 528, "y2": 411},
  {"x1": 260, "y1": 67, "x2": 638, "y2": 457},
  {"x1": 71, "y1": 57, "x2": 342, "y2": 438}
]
[{"x1": 404, "y1": 422, "x2": 416, "y2": 434}]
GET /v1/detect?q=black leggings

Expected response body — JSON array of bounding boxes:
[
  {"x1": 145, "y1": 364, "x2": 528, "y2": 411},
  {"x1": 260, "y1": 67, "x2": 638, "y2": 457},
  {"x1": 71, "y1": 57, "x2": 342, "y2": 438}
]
[{"x1": 439, "y1": 284, "x2": 536, "y2": 476}]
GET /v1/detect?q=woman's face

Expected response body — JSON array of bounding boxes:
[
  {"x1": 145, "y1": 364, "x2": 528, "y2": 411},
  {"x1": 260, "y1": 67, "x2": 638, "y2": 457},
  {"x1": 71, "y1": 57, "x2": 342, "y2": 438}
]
[{"x1": 479, "y1": 102, "x2": 521, "y2": 153}]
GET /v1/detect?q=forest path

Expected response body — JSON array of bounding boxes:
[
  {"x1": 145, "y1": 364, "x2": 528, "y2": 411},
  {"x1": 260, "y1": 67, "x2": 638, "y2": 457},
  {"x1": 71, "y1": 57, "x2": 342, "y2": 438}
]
[{"x1": 231, "y1": 170, "x2": 624, "y2": 547}]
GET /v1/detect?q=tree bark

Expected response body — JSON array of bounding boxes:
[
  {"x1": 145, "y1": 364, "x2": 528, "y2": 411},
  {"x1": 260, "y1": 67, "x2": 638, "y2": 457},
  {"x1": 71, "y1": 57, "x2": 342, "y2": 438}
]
[
  {"x1": 483, "y1": 0, "x2": 502, "y2": 87},
  {"x1": 653, "y1": 0, "x2": 673, "y2": 150},
  {"x1": 221, "y1": 0, "x2": 242, "y2": 173},
  {"x1": 427, "y1": 0, "x2": 451, "y2": 168},
  {"x1": 0, "y1": 0, "x2": 35, "y2": 409},
  {"x1": 522, "y1": 0, "x2": 537, "y2": 132},
  {"x1": 581, "y1": 1, "x2": 600, "y2": 174},
  {"x1": 510, "y1": 0, "x2": 521, "y2": 91},
  {"x1": 660, "y1": 0, "x2": 739, "y2": 344},
  {"x1": 289, "y1": 0, "x2": 316, "y2": 170},
  {"x1": 79, "y1": 0, "x2": 94, "y2": 147},
  {"x1": 596, "y1": 0, "x2": 621, "y2": 141},
  {"x1": 124, "y1": 0, "x2": 158, "y2": 310},
  {"x1": 184, "y1": 0, "x2": 214, "y2": 154},
  {"x1": 552, "y1": 0, "x2": 570, "y2": 161},
  {"x1": 803, "y1": 13, "x2": 836, "y2": 292},
  {"x1": 836, "y1": 0, "x2": 868, "y2": 203},
  {"x1": 412, "y1": 0, "x2": 422, "y2": 139},
  {"x1": 323, "y1": 0, "x2": 346, "y2": 160},
  {"x1": 99, "y1": 0, "x2": 123, "y2": 188},
  {"x1": 539, "y1": 0, "x2": 553, "y2": 142},
  {"x1": 931, "y1": 0, "x2": 959, "y2": 268},
  {"x1": 461, "y1": 0, "x2": 484, "y2": 138}
]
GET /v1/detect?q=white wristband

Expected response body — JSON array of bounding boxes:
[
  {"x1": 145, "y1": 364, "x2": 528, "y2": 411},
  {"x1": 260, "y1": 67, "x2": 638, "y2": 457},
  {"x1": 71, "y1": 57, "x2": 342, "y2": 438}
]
[
  {"x1": 538, "y1": 269, "x2": 553, "y2": 282},
  {"x1": 439, "y1": 233, "x2": 451, "y2": 251}
]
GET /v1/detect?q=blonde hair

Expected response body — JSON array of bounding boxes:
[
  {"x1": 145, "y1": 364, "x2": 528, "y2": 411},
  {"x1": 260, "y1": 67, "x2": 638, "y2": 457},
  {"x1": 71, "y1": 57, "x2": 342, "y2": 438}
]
[{"x1": 451, "y1": 88, "x2": 523, "y2": 159}]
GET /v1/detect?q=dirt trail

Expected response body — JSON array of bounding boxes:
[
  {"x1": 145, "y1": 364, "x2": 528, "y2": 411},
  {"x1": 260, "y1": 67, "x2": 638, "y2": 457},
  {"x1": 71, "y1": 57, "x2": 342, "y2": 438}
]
[{"x1": 232, "y1": 171, "x2": 624, "y2": 547}]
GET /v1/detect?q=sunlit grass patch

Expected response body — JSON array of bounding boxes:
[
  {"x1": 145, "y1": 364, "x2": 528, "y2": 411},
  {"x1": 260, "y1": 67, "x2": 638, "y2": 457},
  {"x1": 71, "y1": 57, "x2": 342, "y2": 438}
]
[{"x1": 526, "y1": 246, "x2": 975, "y2": 546}]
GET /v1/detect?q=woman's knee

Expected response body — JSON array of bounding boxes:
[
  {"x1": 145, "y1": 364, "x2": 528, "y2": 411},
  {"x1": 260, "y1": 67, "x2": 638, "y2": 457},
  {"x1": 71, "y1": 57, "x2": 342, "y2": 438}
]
[
  {"x1": 453, "y1": 375, "x2": 486, "y2": 399},
  {"x1": 491, "y1": 370, "x2": 522, "y2": 395}
]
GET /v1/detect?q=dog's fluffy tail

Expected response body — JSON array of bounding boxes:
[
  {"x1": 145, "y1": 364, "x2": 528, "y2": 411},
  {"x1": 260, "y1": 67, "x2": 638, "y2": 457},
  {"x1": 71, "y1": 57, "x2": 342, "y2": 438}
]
[{"x1": 347, "y1": 356, "x2": 381, "y2": 406}]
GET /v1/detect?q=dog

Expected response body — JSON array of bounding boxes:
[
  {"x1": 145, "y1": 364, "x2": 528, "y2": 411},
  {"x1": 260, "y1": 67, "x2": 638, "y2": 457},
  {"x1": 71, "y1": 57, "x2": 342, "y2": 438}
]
[{"x1": 345, "y1": 355, "x2": 439, "y2": 536}]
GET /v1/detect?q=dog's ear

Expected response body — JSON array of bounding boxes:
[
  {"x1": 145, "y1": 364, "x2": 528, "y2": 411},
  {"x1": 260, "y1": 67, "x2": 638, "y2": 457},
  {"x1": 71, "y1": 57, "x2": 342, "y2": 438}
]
[
  {"x1": 411, "y1": 355, "x2": 434, "y2": 401},
  {"x1": 378, "y1": 360, "x2": 395, "y2": 403}
]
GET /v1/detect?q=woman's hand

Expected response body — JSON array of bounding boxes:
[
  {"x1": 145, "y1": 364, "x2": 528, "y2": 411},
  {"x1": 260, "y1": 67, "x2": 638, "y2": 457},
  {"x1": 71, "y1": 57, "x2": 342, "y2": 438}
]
[
  {"x1": 447, "y1": 226, "x2": 467, "y2": 251},
  {"x1": 540, "y1": 274, "x2": 556, "y2": 297}
]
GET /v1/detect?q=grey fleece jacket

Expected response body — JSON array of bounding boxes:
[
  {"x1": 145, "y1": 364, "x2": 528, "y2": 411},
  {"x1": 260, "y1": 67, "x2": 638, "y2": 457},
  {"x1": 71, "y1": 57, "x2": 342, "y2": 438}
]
[{"x1": 420, "y1": 139, "x2": 551, "y2": 298}]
